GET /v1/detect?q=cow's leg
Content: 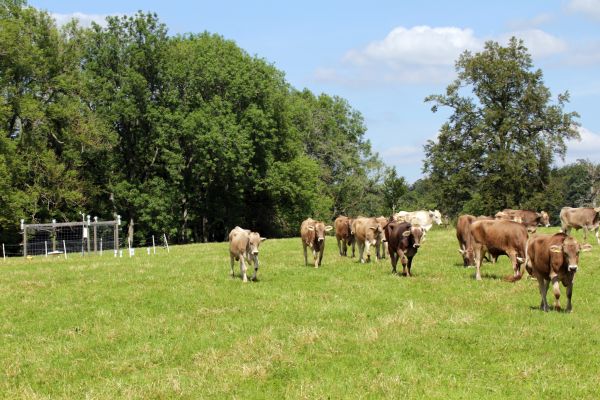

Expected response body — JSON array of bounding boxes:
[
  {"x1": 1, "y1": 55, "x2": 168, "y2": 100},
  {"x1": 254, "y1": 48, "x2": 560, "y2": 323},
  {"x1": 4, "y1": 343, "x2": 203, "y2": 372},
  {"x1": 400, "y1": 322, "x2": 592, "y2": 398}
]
[
  {"x1": 230, "y1": 254, "x2": 235, "y2": 278},
  {"x1": 240, "y1": 256, "x2": 248, "y2": 282},
  {"x1": 400, "y1": 252, "x2": 408, "y2": 276},
  {"x1": 358, "y1": 242, "x2": 365, "y2": 263},
  {"x1": 382, "y1": 242, "x2": 387, "y2": 259},
  {"x1": 565, "y1": 282, "x2": 574, "y2": 312},
  {"x1": 538, "y1": 277, "x2": 549, "y2": 311},
  {"x1": 365, "y1": 241, "x2": 372, "y2": 263},
  {"x1": 474, "y1": 245, "x2": 483, "y2": 281},
  {"x1": 583, "y1": 227, "x2": 589, "y2": 243},
  {"x1": 595, "y1": 226, "x2": 600, "y2": 245},
  {"x1": 251, "y1": 255, "x2": 259, "y2": 281},
  {"x1": 551, "y1": 275, "x2": 561, "y2": 311},
  {"x1": 303, "y1": 243, "x2": 308, "y2": 266},
  {"x1": 317, "y1": 246, "x2": 324, "y2": 267},
  {"x1": 313, "y1": 249, "x2": 318, "y2": 268},
  {"x1": 406, "y1": 256, "x2": 413, "y2": 277},
  {"x1": 351, "y1": 240, "x2": 355, "y2": 258},
  {"x1": 389, "y1": 250, "x2": 397, "y2": 274},
  {"x1": 342, "y1": 239, "x2": 347, "y2": 256},
  {"x1": 336, "y1": 238, "x2": 342, "y2": 256},
  {"x1": 508, "y1": 251, "x2": 521, "y2": 280}
]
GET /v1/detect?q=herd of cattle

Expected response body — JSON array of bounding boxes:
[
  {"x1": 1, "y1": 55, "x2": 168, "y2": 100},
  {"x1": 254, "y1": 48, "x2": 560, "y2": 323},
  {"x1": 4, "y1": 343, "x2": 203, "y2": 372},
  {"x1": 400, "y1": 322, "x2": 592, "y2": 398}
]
[{"x1": 228, "y1": 206, "x2": 600, "y2": 311}]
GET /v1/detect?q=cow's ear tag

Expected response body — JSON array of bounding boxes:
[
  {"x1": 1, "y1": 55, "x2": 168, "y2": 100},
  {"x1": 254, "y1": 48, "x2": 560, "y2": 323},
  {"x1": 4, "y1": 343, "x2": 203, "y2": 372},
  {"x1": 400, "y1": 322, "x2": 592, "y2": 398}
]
[{"x1": 549, "y1": 245, "x2": 562, "y2": 253}]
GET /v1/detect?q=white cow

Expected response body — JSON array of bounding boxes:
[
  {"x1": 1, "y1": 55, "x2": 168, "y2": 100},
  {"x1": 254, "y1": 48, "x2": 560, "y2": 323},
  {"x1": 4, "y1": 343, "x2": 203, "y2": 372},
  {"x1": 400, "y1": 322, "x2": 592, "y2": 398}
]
[
  {"x1": 229, "y1": 226, "x2": 266, "y2": 282},
  {"x1": 392, "y1": 210, "x2": 442, "y2": 232}
]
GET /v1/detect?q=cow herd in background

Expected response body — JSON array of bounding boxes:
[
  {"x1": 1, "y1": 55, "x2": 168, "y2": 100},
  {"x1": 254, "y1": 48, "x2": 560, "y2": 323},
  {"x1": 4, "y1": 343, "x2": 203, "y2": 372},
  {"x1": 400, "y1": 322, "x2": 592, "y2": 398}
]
[{"x1": 228, "y1": 206, "x2": 600, "y2": 311}]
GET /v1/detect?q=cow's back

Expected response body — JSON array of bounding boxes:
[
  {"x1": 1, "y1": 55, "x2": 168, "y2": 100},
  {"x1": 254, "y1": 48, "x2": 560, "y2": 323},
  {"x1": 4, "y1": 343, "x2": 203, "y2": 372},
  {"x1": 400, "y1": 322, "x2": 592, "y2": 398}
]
[
  {"x1": 335, "y1": 216, "x2": 351, "y2": 240},
  {"x1": 229, "y1": 227, "x2": 249, "y2": 256},
  {"x1": 471, "y1": 220, "x2": 528, "y2": 255}
]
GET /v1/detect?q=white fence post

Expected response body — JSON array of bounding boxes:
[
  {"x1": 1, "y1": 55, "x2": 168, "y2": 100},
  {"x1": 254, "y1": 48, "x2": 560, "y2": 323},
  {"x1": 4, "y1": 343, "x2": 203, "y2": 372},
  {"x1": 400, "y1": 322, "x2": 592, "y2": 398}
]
[
  {"x1": 152, "y1": 235, "x2": 156, "y2": 255},
  {"x1": 100, "y1": 237, "x2": 103, "y2": 256},
  {"x1": 45, "y1": 241, "x2": 48, "y2": 257},
  {"x1": 163, "y1": 234, "x2": 170, "y2": 253},
  {"x1": 63, "y1": 240, "x2": 67, "y2": 259},
  {"x1": 128, "y1": 237, "x2": 133, "y2": 257},
  {"x1": 2, "y1": 243, "x2": 5, "y2": 261}
]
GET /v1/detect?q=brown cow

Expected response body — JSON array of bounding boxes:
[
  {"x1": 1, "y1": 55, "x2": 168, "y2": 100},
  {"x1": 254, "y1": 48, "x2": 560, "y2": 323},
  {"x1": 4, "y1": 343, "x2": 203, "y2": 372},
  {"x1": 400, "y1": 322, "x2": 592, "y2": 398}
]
[
  {"x1": 334, "y1": 215, "x2": 355, "y2": 257},
  {"x1": 470, "y1": 219, "x2": 528, "y2": 281},
  {"x1": 300, "y1": 218, "x2": 333, "y2": 268},
  {"x1": 229, "y1": 226, "x2": 266, "y2": 282},
  {"x1": 560, "y1": 207, "x2": 600, "y2": 244},
  {"x1": 525, "y1": 233, "x2": 592, "y2": 312},
  {"x1": 352, "y1": 217, "x2": 383, "y2": 263},
  {"x1": 375, "y1": 216, "x2": 389, "y2": 260},
  {"x1": 495, "y1": 209, "x2": 550, "y2": 231},
  {"x1": 456, "y1": 215, "x2": 495, "y2": 267},
  {"x1": 384, "y1": 221, "x2": 424, "y2": 276}
]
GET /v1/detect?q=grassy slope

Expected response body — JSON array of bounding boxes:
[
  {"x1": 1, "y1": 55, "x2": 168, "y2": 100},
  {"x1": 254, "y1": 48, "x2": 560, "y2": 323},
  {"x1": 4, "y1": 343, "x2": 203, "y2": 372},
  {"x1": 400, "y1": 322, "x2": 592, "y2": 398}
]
[{"x1": 1, "y1": 227, "x2": 600, "y2": 399}]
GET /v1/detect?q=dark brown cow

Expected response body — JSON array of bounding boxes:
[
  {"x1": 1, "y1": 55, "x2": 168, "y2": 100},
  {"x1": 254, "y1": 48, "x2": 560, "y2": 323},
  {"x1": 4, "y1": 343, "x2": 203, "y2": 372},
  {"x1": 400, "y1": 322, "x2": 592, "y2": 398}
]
[
  {"x1": 334, "y1": 216, "x2": 355, "y2": 257},
  {"x1": 384, "y1": 221, "x2": 424, "y2": 277},
  {"x1": 495, "y1": 209, "x2": 550, "y2": 231},
  {"x1": 470, "y1": 219, "x2": 529, "y2": 281},
  {"x1": 301, "y1": 218, "x2": 333, "y2": 268},
  {"x1": 560, "y1": 207, "x2": 600, "y2": 244},
  {"x1": 525, "y1": 233, "x2": 592, "y2": 312}
]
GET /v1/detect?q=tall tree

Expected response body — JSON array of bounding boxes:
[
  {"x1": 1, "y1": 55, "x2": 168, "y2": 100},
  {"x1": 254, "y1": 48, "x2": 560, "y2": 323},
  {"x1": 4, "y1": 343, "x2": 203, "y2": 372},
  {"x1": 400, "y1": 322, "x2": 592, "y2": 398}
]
[{"x1": 423, "y1": 38, "x2": 580, "y2": 216}]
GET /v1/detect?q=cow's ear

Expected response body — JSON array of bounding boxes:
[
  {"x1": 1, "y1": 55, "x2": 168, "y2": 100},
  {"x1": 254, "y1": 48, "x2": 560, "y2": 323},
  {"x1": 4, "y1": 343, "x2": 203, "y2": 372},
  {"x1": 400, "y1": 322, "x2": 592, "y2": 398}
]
[
  {"x1": 402, "y1": 230, "x2": 411, "y2": 237},
  {"x1": 581, "y1": 243, "x2": 592, "y2": 252},
  {"x1": 308, "y1": 226, "x2": 315, "y2": 231},
  {"x1": 369, "y1": 226, "x2": 377, "y2": 231},
  {"x1": 260, "y1": 237, "x2": 267, "y2": 242},
  {"x1": 549, "y1": 245, "x2": 562, "y2": 253},
  {"x1": 595, "y1": 207, "x2": 600, "y2": 213},
  {"x1": 325, "y1": 225, "x2": 333, "y2": 231}
]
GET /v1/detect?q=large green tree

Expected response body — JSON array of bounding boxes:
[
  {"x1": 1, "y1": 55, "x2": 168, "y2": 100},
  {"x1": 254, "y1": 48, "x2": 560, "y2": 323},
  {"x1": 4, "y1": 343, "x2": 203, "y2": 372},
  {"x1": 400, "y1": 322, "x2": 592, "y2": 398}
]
[{"x1": 424, "y1": 38, "x2": 580, "y2": 216}]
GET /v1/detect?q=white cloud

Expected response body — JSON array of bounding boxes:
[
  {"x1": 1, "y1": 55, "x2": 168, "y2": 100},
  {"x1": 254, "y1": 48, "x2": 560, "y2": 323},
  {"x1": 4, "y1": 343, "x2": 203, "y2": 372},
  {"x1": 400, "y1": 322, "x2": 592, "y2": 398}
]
[
  {"x1": 51, "y1": 12, "x2": 117, "y2": 28},
  {"x1": 563, "y1": 126, "x2": 600, "y2": 164},
  {"x1": 382, "y1": 145, "x2": 424, "y2": 166},
  {"x1": 316, "y1": 25, "x2": 568, "y2": 85},
  {"x1": 568, "y1": 0, "x2": 600, "y2": 21},
  {"x1": 499, "y1": 29, "x2": 567, "y2": 58},
  {"x1": 508, "y1": 13, "x2": 555, "y2": 30}
]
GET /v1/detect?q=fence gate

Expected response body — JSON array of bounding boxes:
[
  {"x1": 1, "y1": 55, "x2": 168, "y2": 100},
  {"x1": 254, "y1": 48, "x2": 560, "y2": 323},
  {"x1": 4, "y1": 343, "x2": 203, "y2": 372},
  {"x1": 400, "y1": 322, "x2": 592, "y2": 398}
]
[{"x1": 21, "y1": 216, "x2": 121, "y2": 257}]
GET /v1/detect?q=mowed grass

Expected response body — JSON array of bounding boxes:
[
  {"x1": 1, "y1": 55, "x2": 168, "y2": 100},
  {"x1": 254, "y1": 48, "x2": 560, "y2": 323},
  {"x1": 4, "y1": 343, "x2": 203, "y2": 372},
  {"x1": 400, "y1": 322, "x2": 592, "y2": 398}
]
[{"x1": 2, "y1": 227, "x2": 600, "y2": 399}]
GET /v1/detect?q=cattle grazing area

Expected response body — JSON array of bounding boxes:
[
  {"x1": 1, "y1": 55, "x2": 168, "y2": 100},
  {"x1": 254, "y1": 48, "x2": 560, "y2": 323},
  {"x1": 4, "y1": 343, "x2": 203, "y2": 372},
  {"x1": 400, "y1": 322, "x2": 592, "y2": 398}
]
[{"x1": 2, "y1": 227, "x2": 600, "y2": 398}]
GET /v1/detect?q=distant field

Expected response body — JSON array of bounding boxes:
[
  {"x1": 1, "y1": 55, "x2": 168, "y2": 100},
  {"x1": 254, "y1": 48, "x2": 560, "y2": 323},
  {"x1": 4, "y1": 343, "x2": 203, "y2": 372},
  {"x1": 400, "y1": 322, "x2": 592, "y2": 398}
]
[{"x1": 2, "y1": 226, "x2": 600, "y2": 399}]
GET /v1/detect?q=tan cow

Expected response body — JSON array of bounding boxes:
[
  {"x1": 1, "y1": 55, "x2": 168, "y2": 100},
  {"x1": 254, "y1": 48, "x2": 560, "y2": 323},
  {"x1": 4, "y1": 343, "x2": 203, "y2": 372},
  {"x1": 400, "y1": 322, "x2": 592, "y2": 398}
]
[
  {"x1": 560, "y1": 207, "x2": 600, "y2": 244},
  {"x1": 456, "y1": 215, "x2": 495, "y2": 266},
  {"x1": 375, "y1": 216, "x2": 389, "y2": 260},
  {"x1": 470, "y1": 219, "x2": 528, "y2": 281},
  {"x1": 334, "y1": 215, "x2": 354, "y2": 257},
  {"x1": 301, "y1": 218, "x2": 333, "y2": 268},
  {"x1": 229, "y1": 226, "x2": 266, "y2": 282},
  {"x1": 525, "y1": 233, "x2": 592, "y2": 312},
  {"x1": 495, "y1": 209, "x2": 550, "y2": 231},
  {"x1": 352, "y1": 217, "x2": 383, "y2": 263}
]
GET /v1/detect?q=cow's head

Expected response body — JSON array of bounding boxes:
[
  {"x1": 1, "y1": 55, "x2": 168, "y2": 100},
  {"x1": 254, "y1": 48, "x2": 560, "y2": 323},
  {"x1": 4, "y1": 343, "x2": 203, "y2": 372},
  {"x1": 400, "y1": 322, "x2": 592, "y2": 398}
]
[
  {"x1": 402, "y1": 225, "x2": 424, "y2": 248},
  {"x1": 537, "y1": 211, "x2": 550, "y2": 227},
  {"x1": 429, "y1": 210, "x2": 443, "y2": 225},
  {"x1": 309, "y1": 222, "x2": 333, "y2": 242},
  {"x1": 248, "y1": 232, "x2": 267, "y2": 256},
  {"x1": 550, "y1": 237, "x2": 592, "y2": 272}
]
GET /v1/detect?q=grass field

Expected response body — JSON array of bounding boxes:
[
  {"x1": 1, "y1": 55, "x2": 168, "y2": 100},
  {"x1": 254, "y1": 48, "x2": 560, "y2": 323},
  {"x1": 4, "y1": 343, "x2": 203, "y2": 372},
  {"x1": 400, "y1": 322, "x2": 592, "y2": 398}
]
[{"x1": 2, "y1": 227, "x2": 600, "y2": 399}]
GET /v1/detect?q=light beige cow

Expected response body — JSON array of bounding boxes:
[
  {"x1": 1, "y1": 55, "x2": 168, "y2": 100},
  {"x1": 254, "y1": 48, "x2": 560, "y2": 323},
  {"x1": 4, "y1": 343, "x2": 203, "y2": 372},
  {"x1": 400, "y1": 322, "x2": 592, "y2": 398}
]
[
  {"x1": 300, "y1": 218, "x2": 333, "y2": 268},
  {"x1": 352, "y1": 217, "x2": 384, "y2": 263},
  {"x1": 229, "y1": 226, "x2": 266, "y2": 282}
]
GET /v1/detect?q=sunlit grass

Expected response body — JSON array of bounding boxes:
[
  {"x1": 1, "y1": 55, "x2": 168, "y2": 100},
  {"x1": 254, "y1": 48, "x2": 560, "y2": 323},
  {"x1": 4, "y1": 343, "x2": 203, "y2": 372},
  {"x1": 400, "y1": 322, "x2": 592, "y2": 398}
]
[{"x1": 1, "y1": 227, "x2": 600, "y2": 398}]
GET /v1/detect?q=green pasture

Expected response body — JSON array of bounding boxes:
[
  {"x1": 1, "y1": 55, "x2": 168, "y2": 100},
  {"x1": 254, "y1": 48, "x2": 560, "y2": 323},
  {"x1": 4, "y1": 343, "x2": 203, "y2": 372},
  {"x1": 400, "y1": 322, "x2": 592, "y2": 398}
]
[{"x1": 1, "y1": 227, "x2": 600, "y2": 399}]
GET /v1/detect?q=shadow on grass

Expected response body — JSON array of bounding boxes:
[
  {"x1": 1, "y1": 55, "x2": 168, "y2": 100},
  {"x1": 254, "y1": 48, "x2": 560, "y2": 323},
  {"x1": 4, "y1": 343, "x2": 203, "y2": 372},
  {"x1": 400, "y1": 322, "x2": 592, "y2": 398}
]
[
  {"x1": 528, "y1": 305, "x2": 572, "y2": 313},
  {"x1": 471, "y1": 272, "x2": 504, "y2": 281}
]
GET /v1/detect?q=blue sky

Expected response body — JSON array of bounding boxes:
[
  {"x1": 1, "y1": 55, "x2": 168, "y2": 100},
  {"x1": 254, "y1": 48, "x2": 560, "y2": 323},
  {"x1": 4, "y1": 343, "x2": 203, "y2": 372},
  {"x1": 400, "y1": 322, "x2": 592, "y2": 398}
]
[{"x1": 31, "y1": 0, "x2": 600, "y2": 182}]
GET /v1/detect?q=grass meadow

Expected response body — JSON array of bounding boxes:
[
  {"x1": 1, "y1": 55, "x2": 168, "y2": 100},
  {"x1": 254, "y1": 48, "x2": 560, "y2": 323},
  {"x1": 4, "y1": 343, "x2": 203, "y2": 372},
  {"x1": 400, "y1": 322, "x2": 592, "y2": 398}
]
[{"x1": 2, "y1": 226, "x2": 600, "y2": 399}]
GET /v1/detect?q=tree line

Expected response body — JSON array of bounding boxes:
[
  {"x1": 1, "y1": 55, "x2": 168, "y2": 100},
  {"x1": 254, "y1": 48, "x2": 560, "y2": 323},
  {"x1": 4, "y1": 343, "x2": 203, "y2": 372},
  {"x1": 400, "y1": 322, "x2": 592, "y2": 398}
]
[{"x1": 0, "y1": 1, "x2": 597, "y2": 246}]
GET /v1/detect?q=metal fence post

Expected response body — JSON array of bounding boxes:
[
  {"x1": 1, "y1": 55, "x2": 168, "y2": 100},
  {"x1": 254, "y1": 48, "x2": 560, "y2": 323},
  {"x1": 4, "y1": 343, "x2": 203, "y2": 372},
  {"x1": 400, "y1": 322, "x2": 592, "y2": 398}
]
[
  {"x1": 93, "y1": 216, "x2": 98, "y2": 253},
  {"x1": 21, "y1": 219, "x2": 26, "y2": 258}
]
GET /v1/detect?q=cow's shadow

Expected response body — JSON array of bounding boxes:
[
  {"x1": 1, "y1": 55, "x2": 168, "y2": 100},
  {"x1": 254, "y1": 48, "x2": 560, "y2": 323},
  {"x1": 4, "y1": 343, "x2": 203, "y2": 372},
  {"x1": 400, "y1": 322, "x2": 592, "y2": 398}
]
[
  {"x1": 471, "y1": 272, "x2": 503, "y2": 280},
  {"x1": 528, "y1": 306, "x2": 571, "y2": 313}
]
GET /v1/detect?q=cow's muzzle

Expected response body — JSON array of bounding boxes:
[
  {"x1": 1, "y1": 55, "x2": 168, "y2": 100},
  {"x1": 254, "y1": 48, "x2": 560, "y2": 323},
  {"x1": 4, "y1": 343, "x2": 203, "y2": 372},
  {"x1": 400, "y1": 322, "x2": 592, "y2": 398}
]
[
  {"x1": 568, "y1": 265, "x2": 578, "y2": 272},
  {"x1": 318, "y1": 237, "x2": 324, "y2": 242},
  {"x1": 413, "y1": 243, "x2": 421, "y2": 248},
  {"x1": 252, "y1": 251, "x2": 259, "y2": 255}
]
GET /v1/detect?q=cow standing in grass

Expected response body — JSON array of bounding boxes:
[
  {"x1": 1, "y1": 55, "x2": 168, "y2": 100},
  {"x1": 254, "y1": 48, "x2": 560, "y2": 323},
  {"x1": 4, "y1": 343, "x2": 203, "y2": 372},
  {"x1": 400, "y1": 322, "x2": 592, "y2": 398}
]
[
  {"x1": 470, "y1": 219, "x2": 528, "y2": 281},
  {"x1": 525, "y1": 233, "x2": 591, "y2": 312},
  {"x1": 375, "y1": 216, "x2": 389, "y2": 260},
  {"x1": 334, "y1": 215, "x2": 354, "y2": 257},
  {"x1": 352, "y1": 217, "x2": 383, "y2": 263},
  {"x1": 384, "y1": 220, "x2": 423, "y2": 276},
  {"x1": 301, "y1": 218, "x2": 333, "y2": 268},
  {"x1": 229, "y1": 226, "x2": 266, "y2": 282},
  {"x1": 560, "y1": 207, "x2": 600, "y2": 244}
]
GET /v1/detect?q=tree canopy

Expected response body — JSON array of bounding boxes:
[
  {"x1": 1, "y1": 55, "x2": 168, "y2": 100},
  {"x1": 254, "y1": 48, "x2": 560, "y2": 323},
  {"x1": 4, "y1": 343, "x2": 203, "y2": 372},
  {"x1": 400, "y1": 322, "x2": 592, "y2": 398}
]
[{"x1": 424, "y1": 38, "x2": 580, "y2": 217}]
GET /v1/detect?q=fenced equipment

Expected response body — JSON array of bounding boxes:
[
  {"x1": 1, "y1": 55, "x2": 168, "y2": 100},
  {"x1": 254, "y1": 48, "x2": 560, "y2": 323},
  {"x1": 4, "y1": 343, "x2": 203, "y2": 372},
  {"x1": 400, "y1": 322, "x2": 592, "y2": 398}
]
[{"x1": 21, "y1": 216, "x2": 121, "y2": 258}]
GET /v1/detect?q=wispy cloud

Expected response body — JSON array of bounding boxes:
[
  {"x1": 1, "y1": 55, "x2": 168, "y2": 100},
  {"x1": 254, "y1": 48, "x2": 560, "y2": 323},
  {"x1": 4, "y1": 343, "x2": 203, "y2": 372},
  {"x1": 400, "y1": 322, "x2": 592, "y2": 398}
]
[
  {"x1": 51, "y1": 12, "x2": 119, "y2": 28},
  {"x1": 567, "y1": 0, "x2": 600, "y2": 21},
  {"x1": 315, "y1": 25, "x2": 567, "y2": 86},
  {"x1": 507, "y1": 13, "x2": 555, "y2": 30},
  {"x1": 563, "y1": 126, "x2": 600, "y2": 164}
]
